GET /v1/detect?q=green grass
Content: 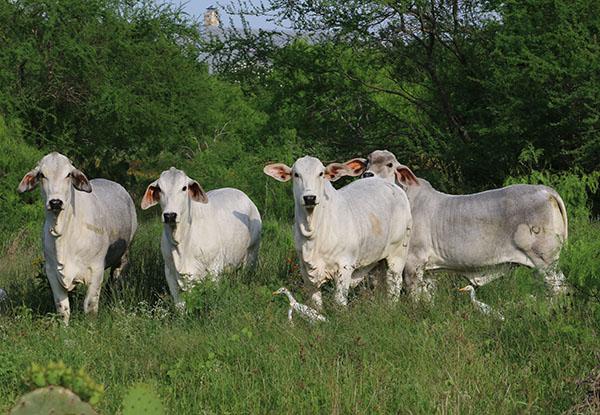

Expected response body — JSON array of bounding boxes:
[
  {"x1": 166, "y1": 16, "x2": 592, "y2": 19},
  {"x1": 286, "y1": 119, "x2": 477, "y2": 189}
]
[{"x1": 0, "y1": 219, "x2": 598, "y2": 414}]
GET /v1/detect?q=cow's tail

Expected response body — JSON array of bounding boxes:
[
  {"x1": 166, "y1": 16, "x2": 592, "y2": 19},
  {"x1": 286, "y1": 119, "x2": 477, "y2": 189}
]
[{"x1": 549, "y1": 189, "x2": 568, "y2": 242}]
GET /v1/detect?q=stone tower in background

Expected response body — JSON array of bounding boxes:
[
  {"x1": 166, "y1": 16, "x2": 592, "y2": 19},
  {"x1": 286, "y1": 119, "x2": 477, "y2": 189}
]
[{"x1": 204, "y1": 6, "x2": 220, "y2": 27}]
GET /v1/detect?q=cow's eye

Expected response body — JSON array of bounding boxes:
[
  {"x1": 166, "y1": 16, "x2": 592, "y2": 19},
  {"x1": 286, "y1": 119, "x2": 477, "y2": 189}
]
[
  {"x1": 319, "y1": 172, "x2": 324, "y2": 177},
  {"x1": 387, "y1": 163, "x2": 393, "y2": 168},
  {"x1": 182, "y1": 186, "x2": 187, "y2": 191},
  {"x1": 38, "y1": 172, "x2": 45, "y2": 179},
  {"x1": 294, "y1": 173, "x2": 299, "y2": 178},
  {"x1": 155, "y1": 185, "x2": 161, "y2": 192},
  {"x1": 66, "y1": 172, "x2": 71, "y2": 178}
]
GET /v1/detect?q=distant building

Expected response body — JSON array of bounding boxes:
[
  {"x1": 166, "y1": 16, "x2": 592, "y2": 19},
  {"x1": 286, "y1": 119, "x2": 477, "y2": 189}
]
[{"x1": 204, "y1": 6, "x2": 220, "y2": 27}]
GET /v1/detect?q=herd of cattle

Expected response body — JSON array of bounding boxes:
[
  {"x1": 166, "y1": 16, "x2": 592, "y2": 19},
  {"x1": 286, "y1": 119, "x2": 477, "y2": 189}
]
[{"x1": 17, "y1": 151, "x2": 568, "y2": 323}]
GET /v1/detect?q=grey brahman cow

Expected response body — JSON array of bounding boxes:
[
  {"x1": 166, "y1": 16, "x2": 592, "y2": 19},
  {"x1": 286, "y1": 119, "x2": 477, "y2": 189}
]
[{"x1": 347, "y1": 150, "x2": 568, "y2": 297}]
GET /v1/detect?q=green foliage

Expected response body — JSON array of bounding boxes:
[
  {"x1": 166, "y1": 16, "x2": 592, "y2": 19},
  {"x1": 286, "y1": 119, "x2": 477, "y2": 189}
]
[
  {"x1": 0, "y1": 115, "x2": 43, "y2": 244},
  {"x1": 9, "y1": 386, "x2": 97, "y2": 415},
  {"x1": 560, "y1": 223, "x2": 600, "y2": 302},
  {"x1": 505, "y1": 147, "x2": 599, "y2": 222},
  {"x1": 181, "y1": 279, "x2": 224, "y2": 316},
  {"x1": 24, "y1": 361, "x2": 104, "y2": 406},
  {"x1": 122, "y1": 383, "x2": 165, "y2": 415}
]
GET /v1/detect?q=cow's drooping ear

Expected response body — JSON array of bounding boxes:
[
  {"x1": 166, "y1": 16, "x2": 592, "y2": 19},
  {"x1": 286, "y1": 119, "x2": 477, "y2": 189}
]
[
  {"x1": 70, "y1": 169, "x2": 92, "y2": 193},
  {"x1": 17, "y1": 168, "x2": 40, "y2": 193},
  {"x1": 141, "y1": 180, "x2": 160, "y2": 210},
  {"x1": 324, "y1": 163, "x2": 351, "y2": 182},
  {"x1": 188, "y1": 181, "x2": 208, "y2": 204},
  {"x1": 343, "y1": 158, "x2": 367, "y2": 176},
  {"x1": 395, "y1": 165, "x2": 419, "y2": 187},
  {"x1": 263, "y1": 163, "x2": 292, "y2": 182}
]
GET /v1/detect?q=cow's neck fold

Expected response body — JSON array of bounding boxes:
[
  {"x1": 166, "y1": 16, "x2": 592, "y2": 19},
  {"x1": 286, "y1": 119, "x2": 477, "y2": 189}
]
[{"x1": 167, "y1": 203, "x2": 205, "y2": 274}]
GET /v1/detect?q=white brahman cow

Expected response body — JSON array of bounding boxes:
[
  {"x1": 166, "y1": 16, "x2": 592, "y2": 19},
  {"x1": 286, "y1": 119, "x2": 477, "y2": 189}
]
[
  {"x1": 141, "y1": 167, "x2": 261, "y2": 309},
  {"x1": 18, "y1": 152, "x2": 137, "y2": 323},
  {"x1": 264, "y1": 156, "x2": 412, "y2": 309}
]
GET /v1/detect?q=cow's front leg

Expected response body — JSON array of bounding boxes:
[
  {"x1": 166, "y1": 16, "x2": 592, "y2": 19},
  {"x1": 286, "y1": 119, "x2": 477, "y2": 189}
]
[
  {"x1": 164, "y1": 263, "x2": 185, "y2": 312},
  {"x1": 334, "y1": 266, "x2": 353, "y2": 306},
  {"x1": 83, "y1": 265, "x2": 104, "y2": 316},
  {"x1": 46, "y1": 266, "x2": 70, "y2": 325},
  {"x1": 300, "y1": 263, "x2": 323, "y2": 311}
]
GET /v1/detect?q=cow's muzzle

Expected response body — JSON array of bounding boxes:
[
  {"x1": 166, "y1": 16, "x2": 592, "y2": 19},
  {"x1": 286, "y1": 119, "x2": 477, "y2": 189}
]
[
  {"x1": 163, "y1": 212, "x2": 178, "y2": 224},
  {"x1": 48, "y1": 199, "x2": 63, "y2": 212},
  {"x1": 303, "y1": 195, "x2": 317, "y2": 207},
  {"x1": 362, "y1": 172, "x2": 375, "y2": 178}
]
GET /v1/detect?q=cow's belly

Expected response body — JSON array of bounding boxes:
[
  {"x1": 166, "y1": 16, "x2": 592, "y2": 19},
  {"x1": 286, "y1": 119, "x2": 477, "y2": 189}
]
[{"x1": 426, "y1": 243, "x2": 533, "y2": 271}]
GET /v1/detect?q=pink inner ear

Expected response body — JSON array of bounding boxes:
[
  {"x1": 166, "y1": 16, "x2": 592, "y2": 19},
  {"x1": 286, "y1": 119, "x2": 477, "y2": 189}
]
[
  {"x1": 345, "y1": 159, "x2": 366, "y2": 174},
  {"x1": 142, "y1": 186, "x2": 159, "y2": 207},
  {"x1": 396, "y1": 168, "x2": 418, "y2": 186}
]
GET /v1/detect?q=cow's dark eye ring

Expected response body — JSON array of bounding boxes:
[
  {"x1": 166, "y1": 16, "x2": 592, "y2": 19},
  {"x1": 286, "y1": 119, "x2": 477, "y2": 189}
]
[
  {"x1": 66, "y1": 172, "x2": 71, "y2": 178},
  {"x1": 294, "y1": 173, "x2": 299, "y2": 178},
  {"x1": 38, "y1": 172, "x2": 45, "y2": 179},
  {"x1": 182, "y1": 186, "x2": 187, "y2": 191},
  {"x1": 387, "y1": 163, "x2": 393, "y2": 168},
  {"x1": 319, "y1": 172, "x2": 324, "y2": 177}
]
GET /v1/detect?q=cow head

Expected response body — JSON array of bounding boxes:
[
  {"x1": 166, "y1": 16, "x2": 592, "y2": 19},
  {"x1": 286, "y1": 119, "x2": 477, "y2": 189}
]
[
  {"x1": 141, "y1": 167, "x2": 207, "y2": 225},
  {"x1": 264, "y1": 156, "x2": 361, "y2": 213},
  {"x1": 18, "y1": 152, "x2": 91, "y2": 213},
  {"x1": 358, "y1": 150, "x2": 419, "y2": 189}
]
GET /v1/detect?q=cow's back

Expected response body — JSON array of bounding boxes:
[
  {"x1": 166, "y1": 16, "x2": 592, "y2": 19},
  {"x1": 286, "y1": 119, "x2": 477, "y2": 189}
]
[{"x1": 426, "y1": 184, "x2": 565, "y2": 268}]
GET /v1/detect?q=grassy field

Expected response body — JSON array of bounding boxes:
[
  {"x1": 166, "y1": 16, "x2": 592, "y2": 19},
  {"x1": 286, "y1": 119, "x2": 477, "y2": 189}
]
[{"x1": 0, "y1": 218, "x2": 598, "y2": 414}]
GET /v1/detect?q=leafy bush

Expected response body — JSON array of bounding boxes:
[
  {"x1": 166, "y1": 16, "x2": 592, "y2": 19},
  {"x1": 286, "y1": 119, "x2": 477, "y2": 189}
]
[
  {"x1": 505, "y1": 145, "x2": 599, "y2": 222},
  {"x1": 560, "y1": 223, "x2": 600, "y2": 302},
  {"x1": 0, "y1": 115, "x2": 42, "y2": 245}
]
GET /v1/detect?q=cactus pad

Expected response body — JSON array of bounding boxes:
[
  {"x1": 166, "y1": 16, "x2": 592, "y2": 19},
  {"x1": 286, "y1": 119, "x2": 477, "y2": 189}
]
[{"x1": 9, "y1": 386, "x2": 97, "y2": 415}]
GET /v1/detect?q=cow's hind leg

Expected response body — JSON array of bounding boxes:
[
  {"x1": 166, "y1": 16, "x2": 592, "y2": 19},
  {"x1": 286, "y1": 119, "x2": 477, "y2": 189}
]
[
  {"x1": 514, "y1": 223, "x2": 567, "y2": 295},
  {"x1": 110, "y1": 249, "x2": 130, "y2": 280},
  {"x1": 403, "y1": 256, "x2": 432, "y2": 302},
  {"x1": 84, "y1": 265, "x2": 104, "y2": 316}
]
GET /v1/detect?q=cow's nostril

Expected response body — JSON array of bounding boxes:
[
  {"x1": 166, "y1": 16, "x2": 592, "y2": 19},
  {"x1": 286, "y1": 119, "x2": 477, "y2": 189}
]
[
  {"x1": 49, "y1": 199, "x2": 63, "y2": 210},
  {"x1": 362, "y1": 172, "x2": 375, "y2": 178},
  {"x1": 163, "y1": 212, "x2": 177, "y2": 223},
  {"x1": 303, "y1": 195, "x2": 317, "y2": 206}
]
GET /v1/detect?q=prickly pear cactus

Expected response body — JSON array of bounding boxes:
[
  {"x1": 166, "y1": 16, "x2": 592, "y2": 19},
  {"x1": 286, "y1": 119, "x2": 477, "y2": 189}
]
[
  {"x1": 9, "y1": 385, "x2": 97, "y2": 415},
  {"x1": 122, "y1": 383, "x2": 165, "y2": 415}
]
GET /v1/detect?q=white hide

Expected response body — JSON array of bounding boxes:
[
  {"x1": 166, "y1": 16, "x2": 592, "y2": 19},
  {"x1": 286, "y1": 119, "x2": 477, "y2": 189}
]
[
  {"x1": 264, "y1": 156, "x2": 412, "y2": 309},
  {"x1": 18, "y1": 152, "x2": 137, "y2": 324},
  {"x1": 141, "y1": 167, "x2": 261, "y2": 309},
  {"x1": 358, "y1": 150, "x2": 569, "y2": 296}
]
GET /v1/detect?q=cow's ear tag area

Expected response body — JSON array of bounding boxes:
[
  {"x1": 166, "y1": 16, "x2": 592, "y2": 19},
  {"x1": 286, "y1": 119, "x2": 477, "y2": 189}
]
[
  {"x1": 264, "y1": 163, "x2": 292, "y2": 182},
  {"x1": 188, "y1": 181, "x2": 208, "y2": 204}
]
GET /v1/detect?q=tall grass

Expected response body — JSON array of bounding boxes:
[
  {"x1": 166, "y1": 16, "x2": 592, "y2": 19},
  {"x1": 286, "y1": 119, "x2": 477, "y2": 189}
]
[{"x1": 0, "y1": 217, "x2": 599, "y2": 414}]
